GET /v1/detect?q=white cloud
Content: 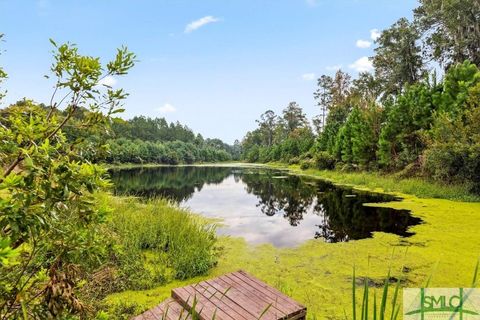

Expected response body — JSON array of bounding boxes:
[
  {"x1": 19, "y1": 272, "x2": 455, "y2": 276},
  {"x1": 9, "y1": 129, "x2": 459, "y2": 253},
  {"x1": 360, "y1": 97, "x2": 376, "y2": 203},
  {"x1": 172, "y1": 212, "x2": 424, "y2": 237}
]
[
  {"x1": 349, "y1": 56, "x2": 373, "y2": 72},
  {"x1": 184, "y1": 16, "x2": 220, "y2": 33},
  {"x1": 98, "y1": 75, "x2": 117, "y2": 87},
  {"x1": 157, "y1": 103, "x2": 176, "y2": 114},
  {"x1": 301, "y1": 73, "x2": 316, "y2": 81},
  {"x1": 306, "y1": 0, "x2": 319, "y2": 6},
  {"x1": 325, "y1": 64, "x2": 342, "y2": 71},
  {"x1": 356, "y1": 39, "x2": 372, "y2": 49},
  {"x1": 370, "y1": 29, "x2": 381, "y2": 41}
]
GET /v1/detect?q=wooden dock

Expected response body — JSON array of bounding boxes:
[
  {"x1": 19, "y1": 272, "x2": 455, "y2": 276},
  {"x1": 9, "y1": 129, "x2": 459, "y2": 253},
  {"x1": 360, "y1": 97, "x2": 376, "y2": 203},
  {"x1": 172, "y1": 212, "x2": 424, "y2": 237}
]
[{"x1": 133, "y1": 270, "x2": 307, "y2": 320}]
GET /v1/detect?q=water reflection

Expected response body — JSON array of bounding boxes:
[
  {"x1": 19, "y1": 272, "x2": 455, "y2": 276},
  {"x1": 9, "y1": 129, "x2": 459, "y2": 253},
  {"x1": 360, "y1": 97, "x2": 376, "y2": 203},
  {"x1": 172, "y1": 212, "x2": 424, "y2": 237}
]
[{"x1": 110, "y1": 166, "x2": 422, "y2": 247}]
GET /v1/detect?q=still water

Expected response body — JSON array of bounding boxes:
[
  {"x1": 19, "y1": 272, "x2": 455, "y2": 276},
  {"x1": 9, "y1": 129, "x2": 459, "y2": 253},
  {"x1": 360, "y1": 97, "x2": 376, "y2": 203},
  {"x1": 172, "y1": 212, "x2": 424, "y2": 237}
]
[{"x1": 110, "y1": 166, "x2": 421, "y2": 247}]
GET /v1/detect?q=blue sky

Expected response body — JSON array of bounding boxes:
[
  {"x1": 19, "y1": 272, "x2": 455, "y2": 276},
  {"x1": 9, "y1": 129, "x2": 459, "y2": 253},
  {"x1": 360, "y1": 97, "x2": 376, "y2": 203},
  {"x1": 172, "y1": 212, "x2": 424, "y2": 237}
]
[{"x1": 0, "y1": 0, "x2": 418, "y2": 143}]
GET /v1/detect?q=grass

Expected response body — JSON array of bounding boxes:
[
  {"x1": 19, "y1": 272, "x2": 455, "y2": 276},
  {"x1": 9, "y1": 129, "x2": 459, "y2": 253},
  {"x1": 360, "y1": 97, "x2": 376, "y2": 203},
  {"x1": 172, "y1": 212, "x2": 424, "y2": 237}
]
[
  {"x1": 91, "y1": 193, "x2": 218, "y2": 318},
  {"x1": 268, "y1": 163, "x2": 480, "y2": 202},
  {"x1": 105, "y1": 194, "x2": 218, "y2": 281}
]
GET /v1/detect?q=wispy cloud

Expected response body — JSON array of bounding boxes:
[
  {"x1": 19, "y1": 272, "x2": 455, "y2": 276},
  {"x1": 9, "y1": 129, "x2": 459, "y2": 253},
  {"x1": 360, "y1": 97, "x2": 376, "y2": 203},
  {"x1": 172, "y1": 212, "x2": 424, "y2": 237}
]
[
  {"x1": 370, "y1": 29, "x2": 381, "y2": 41},
  {"x1": 301, "y1": 73, "x2": 316, "y2": 81},
  {"x1": 349, "y1": 56, "x2": 373, "y2": 72},
  {"x1": 185, "y1": 16, "x2": 220, "y2": 33},
  {"x1": 325, "y1": 64, "x2": 342, "y2": 71},
  {"x1": 98, "y1": 75, "x2": 117, "y2": 87},
  {"x1": 157, "y1": 103, "x2": 176, "y2": 114},
  {"x1": 356, "y1": 39, "x2": 372, "y2": 49}
]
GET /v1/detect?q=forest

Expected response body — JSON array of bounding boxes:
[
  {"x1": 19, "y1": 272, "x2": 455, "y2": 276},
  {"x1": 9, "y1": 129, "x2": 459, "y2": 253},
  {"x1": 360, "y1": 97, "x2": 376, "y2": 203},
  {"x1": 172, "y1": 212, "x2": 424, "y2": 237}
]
[
  {"x1": 241, "y1": 0, "x2": 480, "y2": 192},
  {"x1": 1, "y1": 101, "x2": 239, "y2": 165}
]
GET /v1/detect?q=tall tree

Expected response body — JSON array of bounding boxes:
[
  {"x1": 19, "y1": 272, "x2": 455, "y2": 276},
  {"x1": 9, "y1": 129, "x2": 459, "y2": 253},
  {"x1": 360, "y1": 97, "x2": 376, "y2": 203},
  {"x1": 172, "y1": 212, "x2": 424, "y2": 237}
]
[
  {"x1": 314, "y1": 75, "x2": 333, "y2": 132},
  {"x1": 256, "y1": 109, "x2": 278, "y2": 146},
  {"x1": 330, "y1": 70, "x2": 352, "y2": 106},
  {"x1": 372, "y1": 18, "x2": 425, "y2": 97},
  {"x1": 414, "y1": 0, "x2": 480, "y2": 67},
  {"x1": 282, "y1": 102, "x2": 308, "y2": 133},
  {"x1": 351, "y1": 72, "x2": 382, "y2": 103}
]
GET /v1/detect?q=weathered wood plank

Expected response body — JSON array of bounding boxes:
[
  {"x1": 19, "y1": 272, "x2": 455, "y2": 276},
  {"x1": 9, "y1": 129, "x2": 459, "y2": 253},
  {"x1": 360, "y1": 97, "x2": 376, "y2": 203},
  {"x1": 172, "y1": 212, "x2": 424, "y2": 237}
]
[
  {"x1": 132, "y1": 271, "x2": 306, "y2": 320},
  {"x1": 173, "y1": 285, "x2": 235, "y2": 320},
  {"x1": 132, "y1": 298, "x2": 183, "y2": 320},
  {"x1": 218, "y1": 274, "x2": 289, "y2": 317},
  {"x1": 228, "y1": 272, "x2": 306, "y2": 320},
  {"x1": 208, "y1": 277, "x2": 278, "y2": 320},
  {"x1": 194, "y1": 282, "x2": 252, "y2": 320},
  {"x1": 237, "y1": 271, "x2": 306, "y2": 310}
]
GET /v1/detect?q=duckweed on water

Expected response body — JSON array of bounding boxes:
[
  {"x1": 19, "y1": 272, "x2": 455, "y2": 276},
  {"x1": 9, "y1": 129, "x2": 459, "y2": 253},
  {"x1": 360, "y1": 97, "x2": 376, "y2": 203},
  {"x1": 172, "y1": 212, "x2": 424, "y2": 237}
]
[{"x1": 104, "y1": 173, "x2": 480, "y2": 319}]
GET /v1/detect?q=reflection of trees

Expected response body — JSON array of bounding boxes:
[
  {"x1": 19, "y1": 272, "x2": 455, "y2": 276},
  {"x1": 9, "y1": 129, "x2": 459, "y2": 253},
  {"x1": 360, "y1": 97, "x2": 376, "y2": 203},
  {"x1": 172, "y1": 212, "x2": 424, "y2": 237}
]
[
  {"x1": 240, "y1": 171, "x2": 316, "y2": 226},
  {"x1": 109, "y1": 166, "x2": 231, "y2": 201},
  {"x1": 112, "y1": 166, "x2": 422, "y2": 243},
  {"x1": 240, "y1": 172, "x2": 422, "y2": 243},
  {"x1": 313, "y1": 188, "x2": 421, "y2": 242}
]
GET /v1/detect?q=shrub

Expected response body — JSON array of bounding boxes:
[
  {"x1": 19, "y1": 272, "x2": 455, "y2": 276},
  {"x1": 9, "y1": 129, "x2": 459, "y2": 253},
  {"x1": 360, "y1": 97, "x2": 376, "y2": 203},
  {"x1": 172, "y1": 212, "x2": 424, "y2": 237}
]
[
  {"x1": 314, "y1": 151, "x2": 337, "y2": 170},
  {"x1": 300, "y1": 159, "x2": 314, "y2": 170},
  {"x1": 424, "y1": 143, "x2": 480, "y2": 192},
  {"x1": 288, "y1": 157, "x2": 300, "y2": 165}
]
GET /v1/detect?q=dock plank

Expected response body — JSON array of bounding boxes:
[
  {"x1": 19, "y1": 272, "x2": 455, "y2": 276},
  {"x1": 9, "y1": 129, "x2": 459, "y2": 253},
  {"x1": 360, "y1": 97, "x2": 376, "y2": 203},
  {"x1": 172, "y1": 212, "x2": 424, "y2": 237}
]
[
  {"x1": 217, "y1": 274, "x2": 289, "y2": 318},
  {"x1": 132, "y1": 271, "x2": 306, "y2": 320},
  {"x1": 207, "y1": 277, "x2": 278, "y2": 320},
  {"x1": 133, "y1": 298, "x2": 189, "y2": 320},
  {"x1": 194, "y1": 282, "x2": 252, "y2": 320},
  {"x1": 237, "y1": 271, "x2": 306, "y2": 311},
  {"x1": 231, "y1": 272, "x2": 299, "y2": 311}
]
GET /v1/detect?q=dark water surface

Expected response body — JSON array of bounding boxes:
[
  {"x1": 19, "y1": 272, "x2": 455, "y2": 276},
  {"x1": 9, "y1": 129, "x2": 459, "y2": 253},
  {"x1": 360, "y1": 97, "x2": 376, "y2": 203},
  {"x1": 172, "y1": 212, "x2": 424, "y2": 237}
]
[{"x1": 110, "y1": 166, "x2": 422, "y2": 247}]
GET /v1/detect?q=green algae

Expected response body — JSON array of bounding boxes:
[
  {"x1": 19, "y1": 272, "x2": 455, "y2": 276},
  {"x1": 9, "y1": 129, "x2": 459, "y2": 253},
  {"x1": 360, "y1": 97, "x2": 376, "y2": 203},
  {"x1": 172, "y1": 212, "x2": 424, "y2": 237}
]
[{"x1": 104, "y1": 170, "x2": 480, "y2": 319}]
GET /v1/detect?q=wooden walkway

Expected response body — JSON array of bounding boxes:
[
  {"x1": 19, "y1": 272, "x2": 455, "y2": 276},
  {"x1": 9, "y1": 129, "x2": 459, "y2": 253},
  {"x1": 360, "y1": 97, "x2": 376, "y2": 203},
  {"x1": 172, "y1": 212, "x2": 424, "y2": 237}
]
[{"x1": 133, "y1": 270, "x2": 306, "y2": 320}]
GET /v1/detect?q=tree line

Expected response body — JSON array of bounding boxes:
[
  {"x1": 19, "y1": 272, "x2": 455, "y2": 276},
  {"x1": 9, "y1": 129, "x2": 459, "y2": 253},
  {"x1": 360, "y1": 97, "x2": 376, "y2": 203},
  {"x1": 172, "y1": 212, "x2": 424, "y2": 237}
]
[
  {"x1": 241, "y1": 0, "x2": 480, "y2": 192},
  {"x1": 105, "y1": 116, "x2": 239, "y2": 164},
  {"x1": 1, "y1": 101, "x2": 240, "y2": 165}
]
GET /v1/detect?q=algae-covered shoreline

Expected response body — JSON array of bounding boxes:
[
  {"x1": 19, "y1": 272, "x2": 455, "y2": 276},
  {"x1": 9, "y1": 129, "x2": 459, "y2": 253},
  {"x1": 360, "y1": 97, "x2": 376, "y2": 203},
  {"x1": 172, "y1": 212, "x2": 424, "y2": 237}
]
[{"x1": 104, "y1": 164, "x2": 480, "y2": 319}]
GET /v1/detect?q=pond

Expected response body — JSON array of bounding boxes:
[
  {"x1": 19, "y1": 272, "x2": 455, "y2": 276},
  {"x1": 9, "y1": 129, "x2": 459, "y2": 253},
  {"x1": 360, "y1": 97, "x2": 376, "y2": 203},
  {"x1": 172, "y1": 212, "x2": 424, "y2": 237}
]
[{"x1": 110, "y1": 166, "x2": 422, "y2": 247}]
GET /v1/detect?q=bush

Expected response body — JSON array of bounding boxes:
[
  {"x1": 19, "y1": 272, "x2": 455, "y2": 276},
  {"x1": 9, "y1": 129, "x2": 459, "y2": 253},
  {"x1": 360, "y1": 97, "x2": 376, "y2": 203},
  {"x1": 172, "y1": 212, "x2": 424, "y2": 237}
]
[
  {"x1": 300, "y1": 159, "x2": 315, "y2": 170},
  {"x1": 424, "y1": 143, "x2": 480, "y2": 192},
  {"x1": 314, "y1": 151, "x2": 337, "y2": 170},
  {"x1": 288, "y1": 157, "x2": 300, "y2": 165}
]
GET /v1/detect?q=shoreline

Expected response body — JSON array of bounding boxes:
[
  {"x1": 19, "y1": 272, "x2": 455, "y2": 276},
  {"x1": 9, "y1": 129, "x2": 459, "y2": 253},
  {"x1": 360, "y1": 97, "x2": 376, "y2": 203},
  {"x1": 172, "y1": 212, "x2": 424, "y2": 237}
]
[{"x1": 106, "y1": 162, "x2": 480, "y2": 202}]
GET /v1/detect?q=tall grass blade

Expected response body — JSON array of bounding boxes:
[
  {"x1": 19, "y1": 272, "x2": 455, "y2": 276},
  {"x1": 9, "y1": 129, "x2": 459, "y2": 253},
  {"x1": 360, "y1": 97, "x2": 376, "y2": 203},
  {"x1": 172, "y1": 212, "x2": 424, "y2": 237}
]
[
  {"x1": 219, "y1": 286, "x2": 232, "y2": 300},
  {"x1": 363, "y1": 276, "x2": 369, "y2": 320},
  {"x1": 424, "y1": 261, "x2": 438, "y2": 288},
  {"x1": 258, "y1": 303, "x2": 273, "y2": 320},
  {"x1": 389, "y1": 279, "x2": 401, "y2": 320},
  {"x1": 379, "y1": 269, "x2": 391, "y2": 320},
  {"x1": 471, "y1": 258, "x2": 479, "y2": 287},
  {"x1": 392, "y1": 306, "x2": 400, "y2": 320}
]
